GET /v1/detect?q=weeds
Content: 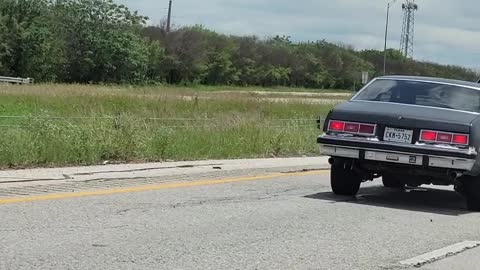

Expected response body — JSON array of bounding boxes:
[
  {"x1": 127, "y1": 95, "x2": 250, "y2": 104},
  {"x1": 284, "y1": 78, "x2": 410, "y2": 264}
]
[{"x1": 0, "y1": 84, "x2": 344, "y2": 168}]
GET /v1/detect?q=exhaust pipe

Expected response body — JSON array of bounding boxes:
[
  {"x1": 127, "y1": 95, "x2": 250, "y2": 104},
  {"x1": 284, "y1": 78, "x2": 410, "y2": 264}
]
[
  {"x1": 328, "y1": 158, "x2": 334, "y2": 165},
  {"x1": 449, "y1": 171, "x2": 462, "y2": 181}
]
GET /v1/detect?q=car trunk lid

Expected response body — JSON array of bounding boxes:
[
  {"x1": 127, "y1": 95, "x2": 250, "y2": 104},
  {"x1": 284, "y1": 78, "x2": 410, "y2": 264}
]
[{"x1": 329, "y1": 101, "x2": 477, "y2": 134}]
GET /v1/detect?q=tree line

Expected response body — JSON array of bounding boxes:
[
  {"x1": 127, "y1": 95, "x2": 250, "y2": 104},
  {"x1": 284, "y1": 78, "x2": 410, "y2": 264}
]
[{"x1": 0, "y1": 0, "x2": 477, "y2": 89}]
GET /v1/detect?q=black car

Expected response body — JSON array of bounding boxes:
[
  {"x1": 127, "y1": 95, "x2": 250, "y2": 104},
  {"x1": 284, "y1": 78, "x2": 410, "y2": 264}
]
[{"x1": 318, "y1": 75, "x2": 480, "y2": 211}]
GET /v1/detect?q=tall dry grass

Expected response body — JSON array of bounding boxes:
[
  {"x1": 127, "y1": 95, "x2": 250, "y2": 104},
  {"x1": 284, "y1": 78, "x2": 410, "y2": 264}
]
[{"x1": 0, "y1": 84, "x2": 345, "y2": 168}]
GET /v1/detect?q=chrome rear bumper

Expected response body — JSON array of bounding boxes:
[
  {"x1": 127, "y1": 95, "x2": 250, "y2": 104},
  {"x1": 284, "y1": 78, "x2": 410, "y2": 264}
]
[
  {"x1": 320, "y1": 145, "x2": 475, "y2": 171},
  {"x1": 318, "y1": 134, "x2": 477, "y2": 171}
]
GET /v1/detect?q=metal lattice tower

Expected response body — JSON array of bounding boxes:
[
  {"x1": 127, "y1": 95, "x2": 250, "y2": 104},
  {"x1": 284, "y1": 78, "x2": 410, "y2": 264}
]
[{"x1": 400, "y1": 0, "x2": 418, "y2": 59}]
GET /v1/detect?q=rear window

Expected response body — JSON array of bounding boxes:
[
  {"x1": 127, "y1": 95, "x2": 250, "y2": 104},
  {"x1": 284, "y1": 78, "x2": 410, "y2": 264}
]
[{"x1": 353, "y1": 79, "x2": 480, "y2": 113}]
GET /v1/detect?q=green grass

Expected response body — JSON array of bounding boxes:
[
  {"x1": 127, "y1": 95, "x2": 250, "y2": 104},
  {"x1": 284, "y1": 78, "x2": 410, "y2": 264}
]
[{"x1": 0, "y1": 84, "x2": 346, "y2": 168}]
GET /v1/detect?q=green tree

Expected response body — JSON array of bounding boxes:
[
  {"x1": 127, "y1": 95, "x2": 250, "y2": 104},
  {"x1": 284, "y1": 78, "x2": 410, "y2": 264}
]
[
  {"x1": 259, "y1": 65, "x2": 291, "y2": 86},
  {"x1": 144, "y1": 40, "x2": 167, "y2": 82},
  {"x1": 0, "y1": 0, "x2": 477, "y2": 87},
  {"x1": 51, "y1": 0, "x2": 148, "y2": 83},
  {"x1": 204, "y1": 51, "x2": 239, "y2": 85},
  {"x1": 203, "y1": 32, "x2": 239, "y2": 85},
  {"x1": 289, "y1": 44, "x2": 328, "y2": 88},
  {"x1": 0, "y1": 0, "x2": 61, "y2": 80},
  {"x1": 0, "y1": 14, "x2": 9, "y2": 75},
  {"x1": 231, "y1": 36, "x2": 261, "y2": 86}
]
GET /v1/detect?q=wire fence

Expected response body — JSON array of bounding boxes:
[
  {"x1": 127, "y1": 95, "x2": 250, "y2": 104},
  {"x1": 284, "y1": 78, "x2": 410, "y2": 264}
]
[
  {"x1": 0, "y1": 115, "x2": 318, "y2": 121},
  {"x1": 0, "y1": 115, "x2": 324, "y2": 130}
]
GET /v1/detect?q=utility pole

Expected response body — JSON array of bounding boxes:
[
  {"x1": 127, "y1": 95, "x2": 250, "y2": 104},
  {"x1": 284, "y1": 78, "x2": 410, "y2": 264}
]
[
  {"x1": 166, "y1": 0, "x2": 173, "y2": 32},
  {"x1": 383, "y1": 0, "x2": 396, "y2": 75}
]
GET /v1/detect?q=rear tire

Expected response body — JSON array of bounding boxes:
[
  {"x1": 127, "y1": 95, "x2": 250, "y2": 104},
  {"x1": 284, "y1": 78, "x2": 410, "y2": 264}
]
[
  {"x1": 331, "y1": 159, "x2": 361, "y2": 196},
  {"x1": 462, "y1": 177, "x2": 480, "y2": 211},
  {"x1": 382, "y1": 174, "x2": 405, "y2": 188}
]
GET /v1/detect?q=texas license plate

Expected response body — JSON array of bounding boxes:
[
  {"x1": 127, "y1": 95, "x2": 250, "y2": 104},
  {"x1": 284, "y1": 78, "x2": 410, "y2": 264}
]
[{"x1": 384, "y1": 127, "x2": 413, "y2": 144}]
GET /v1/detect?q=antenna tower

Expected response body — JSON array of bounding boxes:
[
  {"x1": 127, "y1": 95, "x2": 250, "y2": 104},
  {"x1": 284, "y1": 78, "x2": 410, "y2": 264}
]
[{"x1": 400, "y1": 0, "x2": 418, "y2": 58}]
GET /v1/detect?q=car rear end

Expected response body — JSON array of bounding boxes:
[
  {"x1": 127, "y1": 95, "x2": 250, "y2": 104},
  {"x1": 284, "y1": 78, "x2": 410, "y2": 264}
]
[
  {"x1": 319, "y1": 119, "x2": 476, "y2": 184},
  {"x1": 318, "y1": 77, "x2": 480, "y2": 193}
]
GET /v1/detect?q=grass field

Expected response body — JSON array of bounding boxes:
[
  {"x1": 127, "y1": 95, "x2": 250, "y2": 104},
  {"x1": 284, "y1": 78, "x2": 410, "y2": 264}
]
[{"x1": 0, "y1": 84, "x2": 349, "y2": 168}]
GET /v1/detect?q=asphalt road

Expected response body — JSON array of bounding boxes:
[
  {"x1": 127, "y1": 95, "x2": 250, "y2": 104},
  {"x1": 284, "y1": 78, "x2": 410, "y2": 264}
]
[{"x1": 1, "y1": 169, "x2": 480, "y2": 270}]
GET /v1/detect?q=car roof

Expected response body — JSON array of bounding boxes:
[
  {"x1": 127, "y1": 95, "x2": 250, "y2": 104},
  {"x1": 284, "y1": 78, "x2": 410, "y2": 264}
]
[{"x1": 376, "y1": 75, "x2": 480, "y2": 90}]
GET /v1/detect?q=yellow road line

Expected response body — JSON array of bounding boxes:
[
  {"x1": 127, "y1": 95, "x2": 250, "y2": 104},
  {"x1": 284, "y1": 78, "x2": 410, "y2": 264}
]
[{"x1": 0, "y1": 170, "x2": 329, "y2": 205}]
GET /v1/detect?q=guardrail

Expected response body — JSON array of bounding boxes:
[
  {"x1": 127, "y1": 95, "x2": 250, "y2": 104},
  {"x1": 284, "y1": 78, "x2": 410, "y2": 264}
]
[{"x1": 0, "y1": 76, "x2": 34, "y2": 84}]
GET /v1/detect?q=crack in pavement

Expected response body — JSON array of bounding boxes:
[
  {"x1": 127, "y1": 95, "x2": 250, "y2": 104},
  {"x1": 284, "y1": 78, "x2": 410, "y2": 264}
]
[
  {"x1": 73, "y1": 163, "x2": 224, "y2": 176},
  {"x1": 0, "y1": 163, "x2": 225, "y2": 184}
]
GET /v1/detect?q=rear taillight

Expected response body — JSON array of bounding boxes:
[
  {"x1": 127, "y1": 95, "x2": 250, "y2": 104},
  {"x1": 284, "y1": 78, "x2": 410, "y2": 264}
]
[
  {"x1": 344, "y1": 123, "x2": 360, "y2": 133},
  {"x1": 437, "y1": 133, "x2": 453, "y2": 143},
  {"x1": 420, "y1": 130, "x2": 469, "y2": 146},
  {"x1": 453, "y1": 134, "x2": 469, "y2": 145},
  {"x1": 328, "y1": 120, "x2": 345, "y2": 132},
  {"x1": 359, "y1": 124, "x2": 375, "y2": 135},
  {"x1": 328, "y1": 120, "x2": 376, "y2": 136},
  {"x1": 420, "y1": 130, "x2": 437, "y2": 142}
]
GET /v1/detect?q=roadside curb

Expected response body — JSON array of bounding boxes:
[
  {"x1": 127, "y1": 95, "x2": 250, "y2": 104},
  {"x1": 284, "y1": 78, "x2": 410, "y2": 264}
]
[{"x1": 0, "y1": 157, "x2": 330, "y2": 186}]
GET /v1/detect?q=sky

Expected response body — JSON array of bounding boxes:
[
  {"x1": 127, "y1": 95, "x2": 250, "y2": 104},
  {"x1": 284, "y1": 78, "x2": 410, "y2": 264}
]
[{"x1": 117, "y1": 0, "x2": 480, "y2": 69}]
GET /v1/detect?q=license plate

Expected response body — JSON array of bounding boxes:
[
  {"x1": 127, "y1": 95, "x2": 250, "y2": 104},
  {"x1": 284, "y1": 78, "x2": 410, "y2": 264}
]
[{"x1": 384, "y1": 127, "x2": 413, "y2": 144}]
